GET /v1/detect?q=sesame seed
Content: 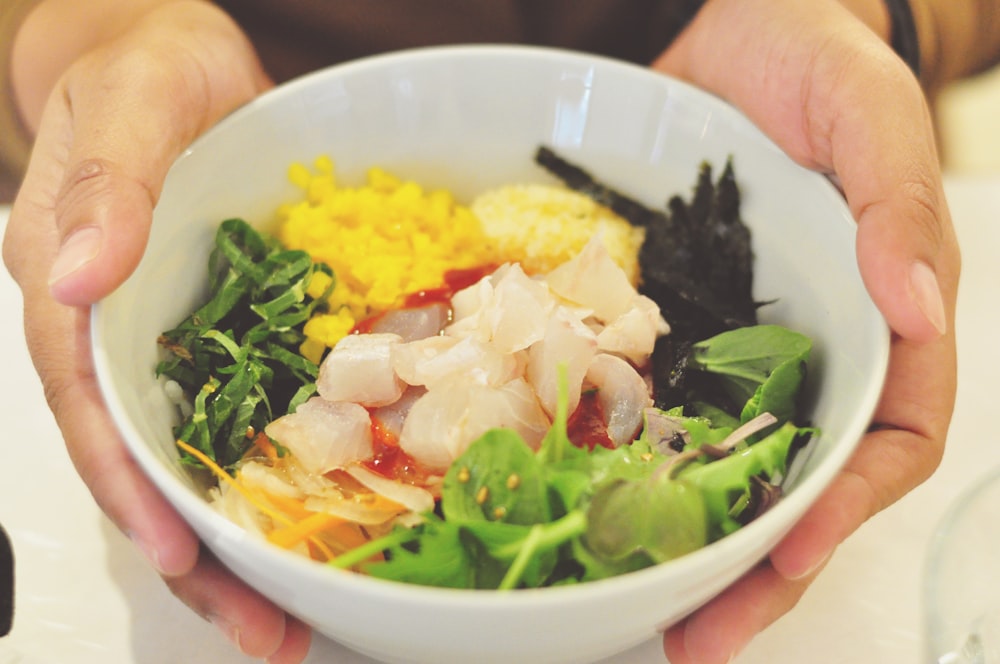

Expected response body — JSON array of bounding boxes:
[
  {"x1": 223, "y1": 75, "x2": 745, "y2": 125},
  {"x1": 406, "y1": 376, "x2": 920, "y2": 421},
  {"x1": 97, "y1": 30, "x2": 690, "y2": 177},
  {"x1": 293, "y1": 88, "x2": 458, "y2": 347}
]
[
  {"x1": 476, "y1": 486, "x2": 490, "y2": 504},
  {"x1": 457, "y1": 467, "x2": 471, "y2": 483},
  {"x1": 505, "y1": 473, "x2": 521, "y2": 490}
]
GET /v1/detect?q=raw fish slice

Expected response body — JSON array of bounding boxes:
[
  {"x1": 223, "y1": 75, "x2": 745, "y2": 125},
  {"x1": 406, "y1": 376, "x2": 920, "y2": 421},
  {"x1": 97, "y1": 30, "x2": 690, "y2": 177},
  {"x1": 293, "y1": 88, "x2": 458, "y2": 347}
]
[
  {"x1": 265, "y1": 397, "x2": 373, "y2": 474},
  {"x1": 526, "y1": 305, "x2": 597, "y2": 417},
  {"x1": 392, "y1": 335, "x2": 520, "y2": 388},
  {"x1": 317, "y1": 333, "x2": 405, "y2": 407},
  {"x1": 546, "y1": 236, "x2": 636, "y2": 323},
  {"x1": 487, "y1": 263, "x2": 554, "y2": 352},
  {"x1": 365, "y1": 303, "x2": 450, "y2": 341},
  {"x1": 399, "y1": 377, "x2": 550, "y2": 470},
  {"x1": 447, "y1": 263, "x2": 553, "y2": 352},
  {"x1": 370, "y1": 386, "x2": 427, "y2": 440},
  {"x1": 596, "y1": 294, "x2": 670, "y2": 365},
  {"x1": 585, "y1": 354, "x2": 652, "y2": 447}
]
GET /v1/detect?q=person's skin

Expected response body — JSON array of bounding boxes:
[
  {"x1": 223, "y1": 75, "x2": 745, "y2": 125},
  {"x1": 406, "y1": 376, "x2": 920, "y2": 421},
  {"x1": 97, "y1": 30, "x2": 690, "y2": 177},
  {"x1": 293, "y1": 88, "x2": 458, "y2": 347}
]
[{"x1": 0, "y1": 0, "x2": 985, "y2": 661}]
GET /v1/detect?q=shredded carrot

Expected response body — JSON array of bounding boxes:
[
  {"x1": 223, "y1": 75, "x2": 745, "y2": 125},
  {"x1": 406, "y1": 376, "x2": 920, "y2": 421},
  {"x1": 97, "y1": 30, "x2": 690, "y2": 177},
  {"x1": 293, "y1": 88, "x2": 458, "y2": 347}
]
[
  {"x1": 268, "y1": 511, "x2": 345, "y2": 548},
  {"x1": 329, "y1": 522, "x2": 378, "y2": 554},
  {"x1": 176, "y1": 439, "x2": 338, "y2": 560}
]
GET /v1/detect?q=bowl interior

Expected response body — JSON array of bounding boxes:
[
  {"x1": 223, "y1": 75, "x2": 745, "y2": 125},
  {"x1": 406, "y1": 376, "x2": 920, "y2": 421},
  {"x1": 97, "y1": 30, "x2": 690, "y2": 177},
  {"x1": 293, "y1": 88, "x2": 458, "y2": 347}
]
[{"x1": 91, "y1": 45, "x2": 888, "y2": 664}]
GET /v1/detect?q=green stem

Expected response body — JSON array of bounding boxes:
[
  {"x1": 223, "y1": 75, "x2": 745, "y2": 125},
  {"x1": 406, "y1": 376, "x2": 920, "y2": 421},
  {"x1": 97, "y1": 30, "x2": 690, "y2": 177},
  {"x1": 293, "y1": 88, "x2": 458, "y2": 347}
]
[
  {"x1": 496, "y1": 510, "x2": 588, "y2": 590},
  {"x1": 328, "y1": 527, "x2": 418, "y2": 570},
  {"x1": 498, "y1": 525, "x2": 543, "y2": 590}
]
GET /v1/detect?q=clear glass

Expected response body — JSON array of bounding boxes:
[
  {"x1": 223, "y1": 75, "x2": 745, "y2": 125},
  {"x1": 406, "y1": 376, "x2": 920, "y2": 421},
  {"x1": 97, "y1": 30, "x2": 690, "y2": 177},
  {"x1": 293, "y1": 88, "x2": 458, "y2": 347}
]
[{"x1": 925, "y1": 466, "x2": 1000, "y2": 663}]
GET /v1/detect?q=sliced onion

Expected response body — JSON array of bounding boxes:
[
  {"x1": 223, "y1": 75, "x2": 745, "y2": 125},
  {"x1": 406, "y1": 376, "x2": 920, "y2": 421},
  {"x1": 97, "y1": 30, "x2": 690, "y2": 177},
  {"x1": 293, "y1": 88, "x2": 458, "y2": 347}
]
[{"x1": 345, "y1": 464, "x2": 435, "y2": 514}]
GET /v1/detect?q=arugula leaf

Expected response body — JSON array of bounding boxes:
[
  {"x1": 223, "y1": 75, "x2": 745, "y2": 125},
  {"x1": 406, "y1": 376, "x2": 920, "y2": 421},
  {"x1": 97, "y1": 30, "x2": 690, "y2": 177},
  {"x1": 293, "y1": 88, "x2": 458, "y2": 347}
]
[
  {"x1": 363, "y1": 518, "x2": 479, "y2": 589},
  {"x1": 462, "y1": 512, "x2": 587, "y2": 589},
  {"x1": 678, "y1": 421, "x2": 813, "y2": 537}
]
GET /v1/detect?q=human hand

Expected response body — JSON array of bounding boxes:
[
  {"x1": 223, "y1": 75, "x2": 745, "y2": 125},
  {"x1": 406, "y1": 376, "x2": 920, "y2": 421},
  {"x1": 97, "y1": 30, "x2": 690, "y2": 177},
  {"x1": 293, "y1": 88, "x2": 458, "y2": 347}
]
[
  {"x1": 1, "y1": 2, "x2": 311, "y2": 661},
  {"x1": 652, "y1": 0, "x2": 959, "y2": 661}
]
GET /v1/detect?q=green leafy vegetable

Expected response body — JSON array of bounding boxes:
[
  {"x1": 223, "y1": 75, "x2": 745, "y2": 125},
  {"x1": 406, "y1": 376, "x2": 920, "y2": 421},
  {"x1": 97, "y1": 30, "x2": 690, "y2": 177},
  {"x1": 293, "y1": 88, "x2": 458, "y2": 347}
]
[
  {"x1": 156, "y1": 219, "x2": 334, "y2": 467},
  {"x1": 441, "y1": 429, "x2": 551, "y2": 526},
  {"x1": 688, "y1": 324, "x2": 811, "y2": 425},
  {"x1": 585, "y1": 471, "x2": 707, "y2": 563}
]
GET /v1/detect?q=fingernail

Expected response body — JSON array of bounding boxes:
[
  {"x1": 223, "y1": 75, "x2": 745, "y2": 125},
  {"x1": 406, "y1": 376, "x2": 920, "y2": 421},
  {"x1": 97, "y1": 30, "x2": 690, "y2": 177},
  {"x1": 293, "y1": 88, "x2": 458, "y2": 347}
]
[
  {"x1": 784, "y1": 548, "x2": 832, "y2": 581},
  {"x1": 210, "y1": 613, "x2": 246, "y2": 654},
  {"x1": 48, "y1": 226, "x2": 102, "y2": 286},
  {"x1": 909, "y1": 260, "x2": 947, "y2": 336},
  {"x1": 129, "y1": 533, "x2": 165, "y2": 575}
]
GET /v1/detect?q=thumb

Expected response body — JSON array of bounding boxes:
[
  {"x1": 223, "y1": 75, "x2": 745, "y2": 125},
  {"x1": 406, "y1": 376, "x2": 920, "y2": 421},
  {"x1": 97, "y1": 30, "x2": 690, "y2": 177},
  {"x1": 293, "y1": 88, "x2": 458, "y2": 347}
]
[{"x1": 40, "y1": 3, "x2": 270, "y2": 306}]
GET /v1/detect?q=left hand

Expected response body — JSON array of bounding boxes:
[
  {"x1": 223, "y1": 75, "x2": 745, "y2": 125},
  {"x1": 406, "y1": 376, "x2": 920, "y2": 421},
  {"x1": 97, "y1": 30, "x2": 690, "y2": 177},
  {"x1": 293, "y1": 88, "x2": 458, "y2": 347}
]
[{"x1": 653, "y1": 1, "x2": 959, "y2": 661}]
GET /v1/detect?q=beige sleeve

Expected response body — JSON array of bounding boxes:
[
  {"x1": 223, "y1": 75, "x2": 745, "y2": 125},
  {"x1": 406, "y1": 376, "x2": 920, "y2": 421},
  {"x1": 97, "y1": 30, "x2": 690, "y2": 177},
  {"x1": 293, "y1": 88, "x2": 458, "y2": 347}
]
[{"x1": 0, "y1": 0, "x2": 43, "y2": 191}]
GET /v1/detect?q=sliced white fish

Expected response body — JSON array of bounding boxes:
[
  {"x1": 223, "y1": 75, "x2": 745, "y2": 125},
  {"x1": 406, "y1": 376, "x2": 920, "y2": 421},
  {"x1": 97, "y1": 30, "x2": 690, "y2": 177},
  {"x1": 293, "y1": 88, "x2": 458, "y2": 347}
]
[
  {"x1": 596, "y1": 294, "x2": 671, "y2": 364},
  {"x1": 390, "y1": 336, "x2": 458, "y2": 386},
  {"x1": 364, "y1": 302, "x2": 450, "y2": 341},
  {"x1": 585, "y1": 353, "x2": 652, "y2": 447},
  {"x1": 392, "y1": 335, "x2": 520, "y2": 388},
  {"x1": 487, "y1": 263, "x2": 554, "y2": 352},
  {"x1": 317, "y1": 332, "x2": 405, "y2": 407},
  {"x1": 449, "y1": 276, "x2": 494, "y2": 336},
  {"x1": 264, "y1": 397, "x2": 373, "y2": 474},
  {"x1": 370, "y1": 386, "x2": 427, "y2": 441},
  {"x1": 526, "y1": 305, "x2": 598, "y2": 417},
  {"x1": 398, "y1": 377, "x2": 551, "y2": 470},
  {"x1": 446, "y1": 263, "x2": 552, "y2": 353},
  {"x1": 546, "y1": 235, "x2": 637, "y2": 323}
]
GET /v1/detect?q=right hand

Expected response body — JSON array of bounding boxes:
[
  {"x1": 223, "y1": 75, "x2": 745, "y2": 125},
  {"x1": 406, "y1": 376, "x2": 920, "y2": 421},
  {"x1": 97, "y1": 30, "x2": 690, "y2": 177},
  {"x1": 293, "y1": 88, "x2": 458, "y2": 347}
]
[{"x1": 2, "y1": 2, "x2": 311, "y2": 660}]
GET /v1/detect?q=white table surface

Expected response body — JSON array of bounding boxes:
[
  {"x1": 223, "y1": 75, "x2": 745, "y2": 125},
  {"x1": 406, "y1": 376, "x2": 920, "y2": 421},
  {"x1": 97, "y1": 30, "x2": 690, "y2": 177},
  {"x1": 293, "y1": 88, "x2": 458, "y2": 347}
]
[{"x1": 0, "y1": 174, "x2": 997, "y2": 664}]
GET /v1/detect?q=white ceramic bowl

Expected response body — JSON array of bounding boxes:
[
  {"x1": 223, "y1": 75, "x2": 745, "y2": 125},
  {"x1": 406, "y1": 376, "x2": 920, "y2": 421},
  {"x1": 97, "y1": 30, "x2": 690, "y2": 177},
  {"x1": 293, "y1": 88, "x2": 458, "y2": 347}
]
[{"x1": 91, "y1": 45, "x2": 889, "y2": 664}]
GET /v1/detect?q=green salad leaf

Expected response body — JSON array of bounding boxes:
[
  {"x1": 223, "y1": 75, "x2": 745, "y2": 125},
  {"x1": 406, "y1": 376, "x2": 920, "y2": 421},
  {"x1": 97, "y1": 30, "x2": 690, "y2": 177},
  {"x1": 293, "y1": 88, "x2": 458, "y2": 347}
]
[{"x1": 688, "y1": 324, "x2": 812, "y2": 426}]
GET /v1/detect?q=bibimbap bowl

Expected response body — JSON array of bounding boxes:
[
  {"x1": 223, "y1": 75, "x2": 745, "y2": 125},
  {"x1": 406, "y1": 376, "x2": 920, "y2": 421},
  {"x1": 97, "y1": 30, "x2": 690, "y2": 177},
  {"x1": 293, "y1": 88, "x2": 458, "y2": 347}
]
[{"x1": 91, "y1": 46, "x2": 889, "y2": 664}]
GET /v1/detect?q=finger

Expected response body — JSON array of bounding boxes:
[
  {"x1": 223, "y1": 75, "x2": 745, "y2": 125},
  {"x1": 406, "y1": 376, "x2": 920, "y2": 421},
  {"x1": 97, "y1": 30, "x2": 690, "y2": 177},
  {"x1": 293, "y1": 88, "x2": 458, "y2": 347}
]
[
  {"x1": 165, "y1": 547, "x2": 311, "y2": 661},
  {"x1": 771, "y1": 333, "x2": 956, "y2": 579},
  {"x1": 38, "y1": 2, "x2": 269, "y2": 306},
  {"x1": 268, "y1": 617, "x2": 314, "y2": 664},
  {"x1": 11, "y1": 265, "x2": 203, "y2": 576},
  {"x1": 662, "y1": 559, "x2": 823, "y2": 664},
  {"x1": 655, "y1": 0, "x2": 956, "y2": 343}
]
